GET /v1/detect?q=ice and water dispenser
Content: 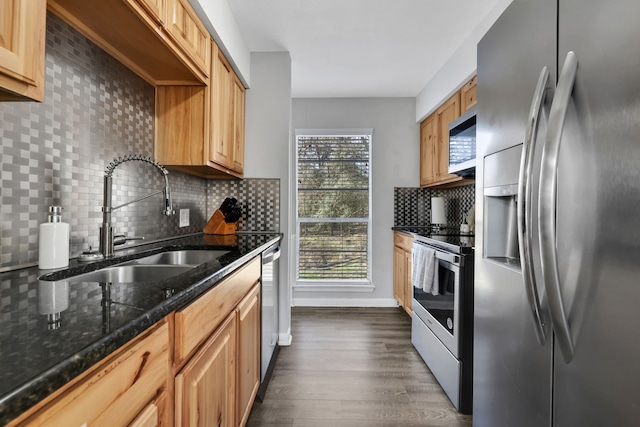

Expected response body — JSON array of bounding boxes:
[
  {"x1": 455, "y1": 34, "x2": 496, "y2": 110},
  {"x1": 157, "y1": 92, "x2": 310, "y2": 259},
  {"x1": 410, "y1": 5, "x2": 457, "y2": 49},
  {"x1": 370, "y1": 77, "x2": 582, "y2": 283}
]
[{"x1": 483, "y1": 144, "x2": 525, "y2": 269}]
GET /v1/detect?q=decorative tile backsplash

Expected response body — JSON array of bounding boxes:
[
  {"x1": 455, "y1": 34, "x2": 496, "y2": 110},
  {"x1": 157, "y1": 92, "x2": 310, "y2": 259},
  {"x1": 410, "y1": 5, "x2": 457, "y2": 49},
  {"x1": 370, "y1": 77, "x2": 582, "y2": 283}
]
[
  {"x1": 394, "y1": 184, "x2": 475, "y2": 229},
  {"x1": 207, "y1": 179, "x2": 280, "y2": 232},
  {"x1": 0, "y1": 13, "x2": 279, "y2": 269}
]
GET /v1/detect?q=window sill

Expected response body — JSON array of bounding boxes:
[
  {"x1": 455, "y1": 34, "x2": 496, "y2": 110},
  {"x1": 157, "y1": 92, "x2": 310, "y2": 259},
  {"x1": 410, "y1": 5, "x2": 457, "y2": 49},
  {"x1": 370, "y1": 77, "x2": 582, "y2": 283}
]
[{"x1": 294, "y1": 281, "x2": 375, "y2": 293}]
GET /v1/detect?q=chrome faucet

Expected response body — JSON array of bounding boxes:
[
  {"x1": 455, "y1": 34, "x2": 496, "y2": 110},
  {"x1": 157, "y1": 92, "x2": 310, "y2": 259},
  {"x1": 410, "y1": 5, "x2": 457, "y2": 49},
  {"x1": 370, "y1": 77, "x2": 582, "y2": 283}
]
[{"x1": 96, "y1": 155, "x2": 175, "y2": 258}]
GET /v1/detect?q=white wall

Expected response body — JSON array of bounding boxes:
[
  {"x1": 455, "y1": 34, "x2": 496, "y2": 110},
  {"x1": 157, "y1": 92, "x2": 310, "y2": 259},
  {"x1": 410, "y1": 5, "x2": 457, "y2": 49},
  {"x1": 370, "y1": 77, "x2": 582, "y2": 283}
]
[
  {"x1": 415, "y1": 0, "x2": 513, "y2": 121},
  {"x1": 243, "y1": 52, "x2": 293, "y2": 345},
  {"x1": 292, "y1": 98, "x2": 418, "y2": 306},
  {"x1": 189, "y1": 0, "x2": 251, "y2": 87}
]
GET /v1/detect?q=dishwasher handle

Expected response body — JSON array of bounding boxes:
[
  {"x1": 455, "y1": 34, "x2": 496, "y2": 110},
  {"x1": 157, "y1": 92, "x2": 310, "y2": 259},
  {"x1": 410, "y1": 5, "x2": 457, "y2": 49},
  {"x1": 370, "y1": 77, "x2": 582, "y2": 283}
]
[{"x1": 262, "y1": 245, "x2": 281, "y2": 264}]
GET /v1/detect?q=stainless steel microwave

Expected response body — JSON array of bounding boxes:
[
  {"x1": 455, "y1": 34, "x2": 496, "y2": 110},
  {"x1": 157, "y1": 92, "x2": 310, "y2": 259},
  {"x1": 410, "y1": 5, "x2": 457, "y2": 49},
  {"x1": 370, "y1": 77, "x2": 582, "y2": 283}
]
[{"x1": 448, "y1": 107, "x2": 476, "y2": 176}]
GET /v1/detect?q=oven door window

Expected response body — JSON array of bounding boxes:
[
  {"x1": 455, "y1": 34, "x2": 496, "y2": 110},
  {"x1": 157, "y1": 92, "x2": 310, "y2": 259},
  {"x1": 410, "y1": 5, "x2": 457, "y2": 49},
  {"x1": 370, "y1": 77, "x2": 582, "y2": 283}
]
[{"x1": 414, "y1": 260, "x2": 456, "y2": 334}]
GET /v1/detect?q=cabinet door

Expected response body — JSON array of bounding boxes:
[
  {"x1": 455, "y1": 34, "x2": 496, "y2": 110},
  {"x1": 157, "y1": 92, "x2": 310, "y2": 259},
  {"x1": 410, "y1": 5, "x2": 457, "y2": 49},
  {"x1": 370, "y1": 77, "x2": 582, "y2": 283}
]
[
  {"x1": 403, "y1": 250, "x2": 412, "y2": 316},
  {"x1": 231, "y1": 73, "x2": 246, "y2": 174},
  {"x1": 460, "y1": 75, "x2": 477, "y2": 112},
  {"x1": 419, "y1": 114, "x2": 437, "y2": 187},
  {"x1": 165, "y1": 0, "x2": 211, "y2": 78},
  {"x1": 130, "y1": 0, "x2": 165, "y2": 24},
  {"x1": 435, "y1": 92, "x2": 461, "y2": 182},
  {"x1": 211, "y1": 43, "x2": 233, "y2": 169},
  {"x1": 0, "y1": 0, "x2": 46, "y2": 101},
  {"x1": 176, "y1": 314, "x2": 237, "y2": 427},
  {"x1": 393, "y1": 245, "x2": 406, "y2": 308},
  {"x1": 174, "y1": 257, "x2": 260, "y2": 365},
  {"x1": 15, "y1": 322, "x2": 170, "y2": 427},
  {"x1": 236, "y1": 284, "x2": 260, "y2": 427}
]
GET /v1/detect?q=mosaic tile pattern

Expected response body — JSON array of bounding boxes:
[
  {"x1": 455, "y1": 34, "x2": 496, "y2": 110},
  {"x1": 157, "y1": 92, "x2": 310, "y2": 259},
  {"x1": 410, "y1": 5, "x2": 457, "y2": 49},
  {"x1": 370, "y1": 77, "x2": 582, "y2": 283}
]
[
  {"x1": 394, "y1": 184, "x2": 475, "y2": 229},
  {"x1": 0, "y1": 14, "x2": 209, "y2": 268},
  {"x1": 207, "y1": 179, "x2": 280, "y2": 232}
]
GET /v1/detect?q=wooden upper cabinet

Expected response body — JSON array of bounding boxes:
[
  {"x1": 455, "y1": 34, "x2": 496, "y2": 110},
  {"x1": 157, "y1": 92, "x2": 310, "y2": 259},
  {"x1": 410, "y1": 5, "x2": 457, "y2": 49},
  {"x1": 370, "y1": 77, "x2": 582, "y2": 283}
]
[
  {"x1": 165, "y1": 0, "x2": 211, "y2": 79},
  {"x1": 420, "y1": 75, "x2": 477, "y2": 188},
  {"x1": 0, "y1": 0, "x2": 46, "y2": 101},
  {"x1": 435, "y1": 91, "x2": 461, "y2": 183},
  {"x1": 210, "y1": 39, "x2": 245, "y2": 175},
  {"x1": 48, "y1": 0, "x2": 208, "y2": 85},
  {"x1": 420, "y1": 114, "x2": 437, "y2": 187},
  {"x1": 461, "y1": 75, "x2": 477, "y2": 112},
  {"x1": 131, "y1": 0, "x2": 165, "y2": 25},
  {"x1": 155, "y1": 39, "x2": 246, "y2": 179},
  {"x1": 211, "y1": 44, "x2": 233, "y2": 169},
  {"x1": 419, "y1": 92, "x2": 463, "y2": 188},
  {"x1": 231, "y1": 73, "x2": 246, "y2": 174}
]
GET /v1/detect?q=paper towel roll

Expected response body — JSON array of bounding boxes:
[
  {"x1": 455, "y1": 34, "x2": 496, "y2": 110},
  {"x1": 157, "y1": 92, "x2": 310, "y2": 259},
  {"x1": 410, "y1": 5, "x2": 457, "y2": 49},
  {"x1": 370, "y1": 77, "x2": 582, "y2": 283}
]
[{"x1": 431, "y1": 197, "x2": 446, "y2": 225}]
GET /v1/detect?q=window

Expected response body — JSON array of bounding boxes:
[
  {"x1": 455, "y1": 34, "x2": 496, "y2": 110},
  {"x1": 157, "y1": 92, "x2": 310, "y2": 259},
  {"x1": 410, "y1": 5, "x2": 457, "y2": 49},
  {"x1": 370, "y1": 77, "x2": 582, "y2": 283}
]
[{"x1": 295, "y1": 130, "x2": 372, "y2": 287}]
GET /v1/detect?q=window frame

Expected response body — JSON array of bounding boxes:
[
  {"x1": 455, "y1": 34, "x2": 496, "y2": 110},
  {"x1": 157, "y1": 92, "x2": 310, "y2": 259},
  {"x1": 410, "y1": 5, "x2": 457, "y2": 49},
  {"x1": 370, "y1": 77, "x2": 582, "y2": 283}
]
[{"x1": 294, "y1": 129, "x2": 374, "y2": 292}]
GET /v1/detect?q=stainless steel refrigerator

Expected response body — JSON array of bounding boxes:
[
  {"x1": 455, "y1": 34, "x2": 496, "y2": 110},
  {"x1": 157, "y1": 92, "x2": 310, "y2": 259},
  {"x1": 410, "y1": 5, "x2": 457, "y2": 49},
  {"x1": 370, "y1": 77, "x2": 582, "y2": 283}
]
[{"x1": 475, "y1": 0, "x2": 640, "y2": 426}]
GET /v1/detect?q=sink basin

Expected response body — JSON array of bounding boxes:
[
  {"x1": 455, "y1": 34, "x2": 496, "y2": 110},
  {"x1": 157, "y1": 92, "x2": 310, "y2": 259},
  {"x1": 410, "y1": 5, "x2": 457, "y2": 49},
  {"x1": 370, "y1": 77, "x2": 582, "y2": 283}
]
[
  {"x1": 122, "y1": 250, "x2": 229, "y2": 266},
  {"x1": 67, "y1": 265, "x2": 193, "y2": 284}
]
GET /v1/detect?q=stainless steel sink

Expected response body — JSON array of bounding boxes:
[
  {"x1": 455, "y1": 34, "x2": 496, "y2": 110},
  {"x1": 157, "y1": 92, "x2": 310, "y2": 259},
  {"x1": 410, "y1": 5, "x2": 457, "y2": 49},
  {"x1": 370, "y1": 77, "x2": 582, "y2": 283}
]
[
  {"x1": 55, "y1": 250, "x2": 229, "y2": 285},
  {"x1": 66, "y1": 265, "x2": 193, "y2": 284},
  {"x1": 122, "y1": 250, "x2": 229, "y2": 266}
]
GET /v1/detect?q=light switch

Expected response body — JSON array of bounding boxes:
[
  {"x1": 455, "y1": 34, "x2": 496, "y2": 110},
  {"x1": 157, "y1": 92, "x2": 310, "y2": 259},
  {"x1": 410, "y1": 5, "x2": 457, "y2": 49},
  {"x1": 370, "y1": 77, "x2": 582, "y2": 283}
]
[{"x1": 179, "y1": 209, "x2": 189, "y2": 227}]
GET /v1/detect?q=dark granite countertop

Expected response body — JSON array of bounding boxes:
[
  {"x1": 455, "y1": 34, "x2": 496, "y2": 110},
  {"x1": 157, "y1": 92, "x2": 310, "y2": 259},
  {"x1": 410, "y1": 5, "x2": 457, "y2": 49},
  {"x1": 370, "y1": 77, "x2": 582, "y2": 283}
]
[
  {"x1": 0, "y1": 232, "x2": 281, "y2": 425},
  {"x1": 392, "y1": 226, "x2": 475, "y2": 254}
]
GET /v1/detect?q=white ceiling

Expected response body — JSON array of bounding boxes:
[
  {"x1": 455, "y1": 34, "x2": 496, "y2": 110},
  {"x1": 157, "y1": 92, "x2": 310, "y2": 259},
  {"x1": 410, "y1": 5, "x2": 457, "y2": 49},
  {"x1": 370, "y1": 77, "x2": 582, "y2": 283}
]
[{"x1": 225, "y1": 0, "x2": 501, "y2": 98}]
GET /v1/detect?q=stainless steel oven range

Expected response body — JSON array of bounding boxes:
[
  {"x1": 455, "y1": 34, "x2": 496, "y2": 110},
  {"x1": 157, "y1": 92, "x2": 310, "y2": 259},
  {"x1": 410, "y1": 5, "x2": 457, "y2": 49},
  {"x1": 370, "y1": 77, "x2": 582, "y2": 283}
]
[{"x1": 410, "y1": 234, "x2": 474, "y2": 414}]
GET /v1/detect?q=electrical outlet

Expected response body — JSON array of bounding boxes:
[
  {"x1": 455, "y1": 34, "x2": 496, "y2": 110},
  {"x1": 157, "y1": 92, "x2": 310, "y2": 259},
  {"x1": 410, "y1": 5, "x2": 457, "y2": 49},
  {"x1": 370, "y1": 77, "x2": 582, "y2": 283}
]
[{"x1": 179, "y1": 209, "x2": 189, "y2": 227}]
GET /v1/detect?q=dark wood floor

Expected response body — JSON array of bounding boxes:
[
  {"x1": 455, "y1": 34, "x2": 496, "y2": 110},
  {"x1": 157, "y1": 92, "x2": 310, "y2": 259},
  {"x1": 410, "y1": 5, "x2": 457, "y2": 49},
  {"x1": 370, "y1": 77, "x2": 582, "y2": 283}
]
[{"x1": 246, "y1": 307, "x2": 472, "y2": 427}]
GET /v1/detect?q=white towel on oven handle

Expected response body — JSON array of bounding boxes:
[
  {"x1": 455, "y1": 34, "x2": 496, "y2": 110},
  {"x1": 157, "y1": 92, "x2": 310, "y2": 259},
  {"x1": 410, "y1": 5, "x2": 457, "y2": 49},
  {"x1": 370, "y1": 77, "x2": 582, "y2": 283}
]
[{"x1": 412, "y1": 242, "x2": 439, "y2": 295}]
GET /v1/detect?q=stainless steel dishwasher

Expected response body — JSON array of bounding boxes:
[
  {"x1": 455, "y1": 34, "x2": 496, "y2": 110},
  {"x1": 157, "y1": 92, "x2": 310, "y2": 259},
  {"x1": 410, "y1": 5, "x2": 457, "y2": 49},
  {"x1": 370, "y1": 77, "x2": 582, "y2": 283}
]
[{"x1": 257, "y1": 243, "x2": 280, "y2": 400}]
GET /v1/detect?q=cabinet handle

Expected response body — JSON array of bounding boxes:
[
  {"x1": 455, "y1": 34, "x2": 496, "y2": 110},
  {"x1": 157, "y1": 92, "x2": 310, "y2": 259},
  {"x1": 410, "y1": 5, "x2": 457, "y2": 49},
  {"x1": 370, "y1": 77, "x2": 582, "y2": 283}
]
[
  {"x1": 517, "y1": 66, "x2": 549, "y2": 345},
  {"x1": 539, "y1": 51, "x2": 578, "y2": 363}
]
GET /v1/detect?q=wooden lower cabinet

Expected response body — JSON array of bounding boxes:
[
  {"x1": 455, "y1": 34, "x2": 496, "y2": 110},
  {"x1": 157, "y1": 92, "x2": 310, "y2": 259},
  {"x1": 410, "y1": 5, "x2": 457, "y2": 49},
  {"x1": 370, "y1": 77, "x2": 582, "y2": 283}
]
[
  {"x1": 173, "y1": 257, "x2": 261, "y2": 427},
  {"x1": 130, "y1": 396, "x2": 164, "y2": 427},
  {"x1": 393, "y1": 232, "x2": 413, "y2": 316},
  {"x1": 175, "y1": 313, "x2": 237, "y2": 427},
  {"x1": 11, "y1": 321, "x2": 170, "y2": 427},
  {"x1": 10, "y1": 257, "x2": 263, "y2": 427},
  {"x1": 237, "y1": 285, "x2": 261, "y2": 427}
]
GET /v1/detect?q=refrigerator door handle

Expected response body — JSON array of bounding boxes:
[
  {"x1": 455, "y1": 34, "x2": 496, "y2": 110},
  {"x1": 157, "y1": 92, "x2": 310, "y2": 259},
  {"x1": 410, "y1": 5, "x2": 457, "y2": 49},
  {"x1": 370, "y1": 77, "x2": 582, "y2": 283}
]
[
  {"x1": 539, "y1": 51, "x2": 578, "y2": 363},
  {"x1": 517, "y1": 66, "x2": 550, "y2": 346}
]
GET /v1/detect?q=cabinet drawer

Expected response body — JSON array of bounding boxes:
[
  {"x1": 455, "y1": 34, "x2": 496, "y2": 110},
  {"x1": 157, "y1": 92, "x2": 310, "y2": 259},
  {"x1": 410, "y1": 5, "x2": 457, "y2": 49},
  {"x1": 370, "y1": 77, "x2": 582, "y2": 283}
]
[
  {"x1": 16, "y1": 321, "x2": 169, "y2": 427},
  {"x1": 394, "y1": 232, "x2": 414, "y2": 252},
  {"x1": 174, "y1": 256, "x2": 261, "y2": 365},
  {"x1": 129, "y1": 400, "x2": 159, "y2": 427}
]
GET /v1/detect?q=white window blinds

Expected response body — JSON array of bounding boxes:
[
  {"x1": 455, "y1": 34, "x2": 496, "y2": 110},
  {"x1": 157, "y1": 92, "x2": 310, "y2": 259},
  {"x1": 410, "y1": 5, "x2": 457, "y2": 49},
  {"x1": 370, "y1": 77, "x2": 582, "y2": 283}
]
[{"x1": 295, "y1": 132, "x2": 371, "y2": 282}]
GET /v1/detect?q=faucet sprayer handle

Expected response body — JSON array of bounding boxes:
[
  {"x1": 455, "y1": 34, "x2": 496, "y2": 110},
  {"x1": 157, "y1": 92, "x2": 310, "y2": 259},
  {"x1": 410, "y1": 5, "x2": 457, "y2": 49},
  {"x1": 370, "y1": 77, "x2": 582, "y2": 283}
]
[
  {"x1": 164, "y1": 182, "x2": 175, "y2": 216},
  {"x1": 113, "y1": 235, "x2": 145, "y2": 246}
]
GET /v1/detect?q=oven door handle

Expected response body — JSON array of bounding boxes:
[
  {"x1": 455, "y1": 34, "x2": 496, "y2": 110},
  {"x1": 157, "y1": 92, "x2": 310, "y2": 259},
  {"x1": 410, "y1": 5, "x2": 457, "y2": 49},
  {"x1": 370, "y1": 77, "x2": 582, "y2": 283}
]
[
  {"x1": 414, "y1": 242, "x2": 461, "y2": 265},
  {"x1": 434, "y1": 251, "x2": 459, "y2": 265}
]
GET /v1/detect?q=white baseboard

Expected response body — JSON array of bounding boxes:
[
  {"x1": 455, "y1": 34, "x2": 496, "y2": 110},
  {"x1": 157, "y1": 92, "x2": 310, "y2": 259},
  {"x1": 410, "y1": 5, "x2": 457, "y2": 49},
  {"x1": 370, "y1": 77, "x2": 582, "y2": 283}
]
[
  {"x1": 292, "y1": 297, "x2": 399, "y2": 308},
  {"x1": 278, "y1": 328, "x2": 293, "y2": 346}
]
